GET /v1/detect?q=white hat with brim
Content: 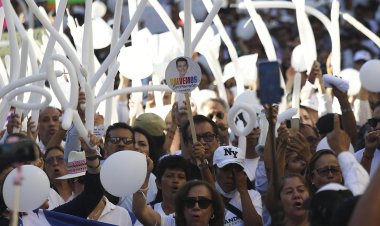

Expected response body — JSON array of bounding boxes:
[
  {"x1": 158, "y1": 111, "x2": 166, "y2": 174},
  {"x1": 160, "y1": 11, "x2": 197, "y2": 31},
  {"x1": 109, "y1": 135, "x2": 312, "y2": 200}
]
[{"x1": 57, "y1": 151, "x2": 87, "y2": 180}]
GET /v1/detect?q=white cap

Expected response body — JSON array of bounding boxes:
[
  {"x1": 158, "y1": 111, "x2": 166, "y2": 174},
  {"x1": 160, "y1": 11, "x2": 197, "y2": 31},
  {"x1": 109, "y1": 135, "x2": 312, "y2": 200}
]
[
  {"x1": 317, "y1": 183, "x2": 348, "y2": 193},
  {"x1": 353, "y1": 50, "x2": 371, "y2": 62},
  {"x1": 213, "y1": 146, "x2": 245, "y2": 168}
]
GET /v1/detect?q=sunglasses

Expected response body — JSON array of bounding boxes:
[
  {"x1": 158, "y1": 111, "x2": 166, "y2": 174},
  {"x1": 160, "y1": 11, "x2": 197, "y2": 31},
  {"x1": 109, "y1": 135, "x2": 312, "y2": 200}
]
[
  {"x1": 314, "y1": 165, "x2": 341, "y2": 177},
  {"x1": 45, "y1": 156, "x2": 65, "y2": 165},
  {"x1": 188, "y1": 133, "x2": 216, "y2": 143},
  {"x1": 107, "y1": 137, "x2": 134, "y2": 145},
  {"x1": 208, "y1": 112, "x2": 224, "y2": 120},
  {"x1": 368, "y1": 118, "x2": 380, "y2": 128},
  {"x1": 184, "y1": 196, "x2": 212, "y2": 209}
]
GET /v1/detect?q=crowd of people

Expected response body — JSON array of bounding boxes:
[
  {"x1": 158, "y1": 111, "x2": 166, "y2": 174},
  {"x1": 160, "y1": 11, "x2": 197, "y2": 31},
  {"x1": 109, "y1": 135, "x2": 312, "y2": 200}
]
[{"x1": 2, "y1": 0, "x2": 380, "y2": 225}]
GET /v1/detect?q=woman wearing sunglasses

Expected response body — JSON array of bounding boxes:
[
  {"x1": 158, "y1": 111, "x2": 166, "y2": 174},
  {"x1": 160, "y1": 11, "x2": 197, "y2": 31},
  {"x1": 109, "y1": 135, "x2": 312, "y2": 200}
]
[{"x1": 133, "y1": 158, "x2": 224, "y2": 226}]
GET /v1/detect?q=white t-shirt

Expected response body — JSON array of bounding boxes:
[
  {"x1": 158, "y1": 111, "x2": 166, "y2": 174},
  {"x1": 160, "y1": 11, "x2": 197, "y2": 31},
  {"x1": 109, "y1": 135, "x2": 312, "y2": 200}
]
[
  {"x1": 47, "y1": 188, "x2": 74, "y2": 210},
  {"x1": 134, "y1": 202, "x2": 175, "y2": 226},
  {"x1": 161, "y1": 215, "x2": 176, "y2": 226},
  {"x1": 95, "y1": 197, "x2": 133, "y2": 226},
  {"x1": 224, "y1": 189, "x2": 263, "y2": 226}
]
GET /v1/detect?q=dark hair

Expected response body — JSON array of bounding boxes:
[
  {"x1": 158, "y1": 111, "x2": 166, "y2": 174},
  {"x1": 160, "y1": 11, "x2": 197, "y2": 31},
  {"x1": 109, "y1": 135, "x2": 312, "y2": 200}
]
[
  {"x1": 200, "y1": 98, "x2": 228, "y2": 112},
  {"x1": 175, "y1": 180, "x2": 224, "y2": 226},
  {"x1": 279, "y1": 173, "x2": 310, "y2": 194},
  {"x1": 315, "y1": 114, "x2": 343, "y2": 137},
  {"x1": 181, "y1": 115, "x2": 220, "y2": 145},
  {"x1": 105, "y1": 122, "x2": 134, "y2": 141},
  {"x1": 134, "y1": 127, "x2": 166, "y2": 175},
  {"x1": 308, "y1": 189, "x2": 353, "y2": 226},
  {"x1": 156, "y1": 155, "x2": 189, "y2": 181},
  {"x1": 176, "y1": 57, "x2": 188, "y2": 66},
  {"x1": 4, "y1": 132, "x2": 28, "y2": 143},
  {"x1": 44, "y1": 145, "x2": 64, "y2": 160},
  {"x1": 305, "y1": 149, "x2": 340, "y2": 194}
]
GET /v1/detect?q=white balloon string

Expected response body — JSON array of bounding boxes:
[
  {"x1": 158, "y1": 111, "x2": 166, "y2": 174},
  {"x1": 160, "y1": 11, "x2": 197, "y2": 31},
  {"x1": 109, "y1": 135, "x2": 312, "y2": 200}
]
[
  {"x1": 90, "y1": 0, "x2": 149, "y2": 87},
  {"x1": 342, "y1": 13, "x2": 380, "y2": 48}
]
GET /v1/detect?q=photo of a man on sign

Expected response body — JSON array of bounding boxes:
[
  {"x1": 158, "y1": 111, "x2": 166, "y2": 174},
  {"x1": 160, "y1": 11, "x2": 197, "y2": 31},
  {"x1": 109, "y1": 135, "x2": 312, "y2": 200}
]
[
  {"x1": 176, "y1": 57, "x2": 189, "y2": 78},
  {"x1": 165, "y1": 56, "x2": 201, "y2": 93}
]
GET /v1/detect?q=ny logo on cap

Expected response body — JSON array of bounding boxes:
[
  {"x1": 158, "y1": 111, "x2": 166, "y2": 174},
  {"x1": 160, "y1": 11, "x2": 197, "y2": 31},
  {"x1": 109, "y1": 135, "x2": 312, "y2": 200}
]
[{"x1": 224, "y1": 147, "x2": 238, "y2": 158}]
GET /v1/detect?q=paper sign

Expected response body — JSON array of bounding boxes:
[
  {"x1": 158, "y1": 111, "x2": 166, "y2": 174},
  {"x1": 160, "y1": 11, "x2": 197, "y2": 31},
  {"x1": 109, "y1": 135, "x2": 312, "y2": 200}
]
[{"x1": 165, "y1": 56, "x2": 201, "y2": 93}]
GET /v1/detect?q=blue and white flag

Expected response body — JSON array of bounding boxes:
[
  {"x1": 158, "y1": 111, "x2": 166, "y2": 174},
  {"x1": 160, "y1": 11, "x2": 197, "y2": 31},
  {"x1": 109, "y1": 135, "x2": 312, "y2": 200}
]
[{"x1": 18, "y1": 210, "x2": 116, "y2": 226}]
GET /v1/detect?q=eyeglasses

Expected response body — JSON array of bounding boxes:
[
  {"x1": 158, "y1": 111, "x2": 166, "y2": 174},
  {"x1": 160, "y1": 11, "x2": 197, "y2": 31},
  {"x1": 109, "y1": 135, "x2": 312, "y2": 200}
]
[
  {"x1": 45, "y1": 156, "x2": 65, "y2": 165},
  {"x1": 188, "y1": 133, "x2": 216, "y2": 143},
  {"x1": 368, "y1": 118, "x2": 380, "y2": 128},
  {"x1": 208, "y1": 112, "x2": 224, "y2": 120},
  {"x1": 184, "y1": 196, "x2": 212, "y2": 209},
  {"x1": 314, "y1": 165, "x2": 341, "y2": 177},
  {"x1": 107, "y1": 137, "x2": 134, "y2": 145}
]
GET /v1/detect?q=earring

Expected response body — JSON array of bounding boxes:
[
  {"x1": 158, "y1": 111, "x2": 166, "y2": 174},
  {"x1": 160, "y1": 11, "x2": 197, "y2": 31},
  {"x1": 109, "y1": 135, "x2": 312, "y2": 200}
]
[{"x1": 210, "y1": 213, "x2": 215, "y2": 220}]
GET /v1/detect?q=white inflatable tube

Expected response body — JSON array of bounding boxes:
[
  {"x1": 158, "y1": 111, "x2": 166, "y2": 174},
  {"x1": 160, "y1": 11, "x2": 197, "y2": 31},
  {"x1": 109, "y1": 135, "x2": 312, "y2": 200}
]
[
  {"x1": 89, "y1": 0, "x2": 149, "y2": 87},
  {"x1": 94, "y1": 85, "x2": 172, "y2": 105},
  {"x1": 331, "y1": 0, "x2": 341, "y2": 75},
  {"x1": 7, "y1": 86, "x2": 52, "y2": 110},
  {"x1": 342, "y1": 13, "x2": 380, "y2": 49},
  {"x1": 191, "y1": 0, "x2": 223, "y2": 53}
]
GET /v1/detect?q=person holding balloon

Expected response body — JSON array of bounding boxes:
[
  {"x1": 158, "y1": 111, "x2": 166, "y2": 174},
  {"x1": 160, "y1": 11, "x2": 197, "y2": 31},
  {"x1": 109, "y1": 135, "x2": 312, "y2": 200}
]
[{"x1": 0, "y1": 133, "x2": 106, "y2": 225}]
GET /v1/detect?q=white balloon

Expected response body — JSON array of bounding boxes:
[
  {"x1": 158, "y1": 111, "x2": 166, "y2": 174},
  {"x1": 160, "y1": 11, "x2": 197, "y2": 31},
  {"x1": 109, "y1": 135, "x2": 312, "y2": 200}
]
[
  {"x1": 236, "y1": 17, "x2": 256, "y2": 41},
  {"x1": 3, "y1": 165, "x2": 50, "y2": 212},
  {"x1": 360, "y1": 60, "x2": 380, "y2": 92},
  {"x1": 228, "y1": 102, "x2": 257, "y2": 137},
  {"x1": 117, "y1": 45, "x2": 153, "y2": 80},
  {"x1": 340, "y1": 68, "x2": 361, "y2": 96},
  {"x1": 291, "y1": 45, "x2": 307, "y2": 72},
  {"x1": 92, "y1": 18, "x2": 113, "y2": 49},
  {"x1": 223, "y1": 54, "x2": 258, "y2": 86},
  {"x1": 100, "y1": 151, "x2": 147, "y2": 197},
  {"x1": 92, "y1": 0, "x2": 107, "y2": 18},
  {"x1": 234, "y1": 90, "x2": 263, "y2": 113}
]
